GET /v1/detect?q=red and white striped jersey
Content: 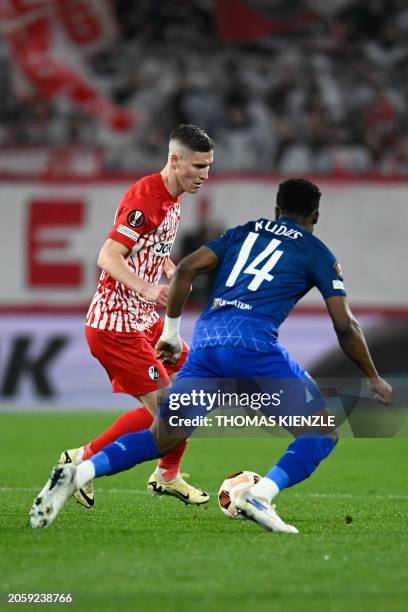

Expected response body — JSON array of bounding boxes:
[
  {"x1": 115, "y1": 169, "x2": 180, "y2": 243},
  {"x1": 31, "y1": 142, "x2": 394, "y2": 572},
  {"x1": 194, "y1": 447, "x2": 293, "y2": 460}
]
[{"x1": 86, "y1": 173, "x2": 181, "y2": 333}]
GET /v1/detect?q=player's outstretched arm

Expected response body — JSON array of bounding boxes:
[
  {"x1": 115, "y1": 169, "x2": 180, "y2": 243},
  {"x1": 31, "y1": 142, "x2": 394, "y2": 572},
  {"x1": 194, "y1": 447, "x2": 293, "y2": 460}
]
[
  {"x1": 325, "y1": 296, "x2": 392, "y2": 405},
  {"x1": 97, "y1": 238, "x2": 169, "y2": 305},
  {"x1": 156, "y1": 247, "x2": 218, "y2": 363},
  {"x1": 166, "y1": 247, "x2": 218, "y2": 317}
]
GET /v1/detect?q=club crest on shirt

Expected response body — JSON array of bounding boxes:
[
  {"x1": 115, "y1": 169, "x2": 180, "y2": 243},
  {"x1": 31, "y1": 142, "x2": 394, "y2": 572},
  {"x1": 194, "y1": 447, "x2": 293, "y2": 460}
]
[
  {"x1": 148, "y1": 365, "x2": 159, "y2": 380},
  {"x1": 127, "y1": 210, "x2": 145, "y2": 228},
  {"x1": 334, "y1": 261, "x2": 343, "y2": 277}
]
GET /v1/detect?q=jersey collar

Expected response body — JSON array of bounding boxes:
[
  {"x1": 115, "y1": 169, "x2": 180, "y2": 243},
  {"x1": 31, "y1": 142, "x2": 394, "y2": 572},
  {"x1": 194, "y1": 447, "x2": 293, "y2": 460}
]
[{"x1": 277, "y1": 216, "x2": 305, "y2": 230}]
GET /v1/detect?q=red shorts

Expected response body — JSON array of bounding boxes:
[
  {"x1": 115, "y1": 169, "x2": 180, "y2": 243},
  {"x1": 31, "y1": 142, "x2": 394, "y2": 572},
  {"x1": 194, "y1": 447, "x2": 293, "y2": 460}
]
[{"x1": 85, "y1": 318, "x2": 189, "y2": 396}]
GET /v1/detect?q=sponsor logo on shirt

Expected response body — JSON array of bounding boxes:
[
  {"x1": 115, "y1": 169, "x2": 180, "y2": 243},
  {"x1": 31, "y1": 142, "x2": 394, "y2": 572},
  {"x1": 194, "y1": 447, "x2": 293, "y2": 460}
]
[
  {"x1": 117, "y1": 224, "x2": 139, "y2": 241},
  {"x1": 154, "y1": 241, "x2": 173, "y2": 256},
  {"x1": 127, "y1": 210, "x2": 145, "y2": 228},
  {"x1": 211, "y1": 297, "x2": 252, "y2": 311},
  {"x1": 332, "y1": 280, "x2": 345, "y2": 290}
]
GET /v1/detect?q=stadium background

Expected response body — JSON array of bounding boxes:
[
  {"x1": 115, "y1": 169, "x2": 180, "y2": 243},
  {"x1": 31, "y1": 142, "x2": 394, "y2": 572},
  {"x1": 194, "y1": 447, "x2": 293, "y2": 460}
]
[
  {"x1": 0, "y1": 0, "x2": 406, "y2": 410},
  {"x1": 0, "y1": 3, "x2": 408, "y2": 612}
]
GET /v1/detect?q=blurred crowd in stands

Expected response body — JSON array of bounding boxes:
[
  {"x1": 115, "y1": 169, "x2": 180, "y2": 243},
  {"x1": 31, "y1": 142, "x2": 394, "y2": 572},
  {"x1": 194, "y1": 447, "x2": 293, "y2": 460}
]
[{"x1": 1, "y1": 0, "x2": 408, "y2": 174}]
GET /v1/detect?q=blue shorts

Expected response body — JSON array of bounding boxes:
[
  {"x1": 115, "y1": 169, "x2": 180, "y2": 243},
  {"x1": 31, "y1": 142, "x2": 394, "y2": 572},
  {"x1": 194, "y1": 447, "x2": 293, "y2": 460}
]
[
  {"x1": 158, "y1": 345, "x2": 327, "y2": 435},
  {"x1": 179, "y1": 344, "x2": 310, "y2": 379}
]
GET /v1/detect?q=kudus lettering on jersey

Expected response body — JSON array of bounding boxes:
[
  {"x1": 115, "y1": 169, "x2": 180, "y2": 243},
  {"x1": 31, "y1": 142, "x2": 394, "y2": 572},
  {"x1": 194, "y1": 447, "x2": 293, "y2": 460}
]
[{"x1": 255, "y1": 220, "x2": 303, "y2": 239}]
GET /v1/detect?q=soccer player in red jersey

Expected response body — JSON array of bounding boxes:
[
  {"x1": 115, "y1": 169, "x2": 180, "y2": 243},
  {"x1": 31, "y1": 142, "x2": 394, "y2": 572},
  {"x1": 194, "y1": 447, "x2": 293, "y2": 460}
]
[{"x1": 60, "y1": 124, "x2": 214, "y2": 507}]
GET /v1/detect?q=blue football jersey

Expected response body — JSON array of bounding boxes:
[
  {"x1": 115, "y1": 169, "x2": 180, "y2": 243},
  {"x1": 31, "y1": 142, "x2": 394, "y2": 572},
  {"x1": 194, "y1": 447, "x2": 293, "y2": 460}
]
[{"x1": 191, "y1": 216, "x2": 346, "y2": 352}]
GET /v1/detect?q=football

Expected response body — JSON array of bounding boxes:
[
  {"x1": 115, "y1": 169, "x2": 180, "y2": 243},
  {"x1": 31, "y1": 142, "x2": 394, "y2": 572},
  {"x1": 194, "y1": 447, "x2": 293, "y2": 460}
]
[{"x1": 218, "y1": 470, "x2": 261, "y2": 519}]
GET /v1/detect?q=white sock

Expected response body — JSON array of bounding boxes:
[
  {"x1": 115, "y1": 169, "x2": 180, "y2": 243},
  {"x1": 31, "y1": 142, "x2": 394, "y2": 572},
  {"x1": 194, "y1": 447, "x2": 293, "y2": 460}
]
[
  {"x1": 75, "y1": 460, "x2": 96, "y2": 489},
  {"x1": 249, "y1": 477, "x2": 280, "y2": 503}
]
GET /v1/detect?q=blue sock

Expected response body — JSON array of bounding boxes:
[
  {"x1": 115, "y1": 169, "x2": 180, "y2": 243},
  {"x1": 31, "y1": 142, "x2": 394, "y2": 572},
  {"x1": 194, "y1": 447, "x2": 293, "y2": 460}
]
[
  {"x1": 265, "y1": 465, "x2": 290, "y2": 490},
  {"x1": 90, "y1": 450, "x2": 112, "y2": 477},
  {"x1": 266, "y1": 434, "x2": 337, "y2": 491},
  {"x1": 90, "y1": 430, "x2": 159, "y2": 477}
]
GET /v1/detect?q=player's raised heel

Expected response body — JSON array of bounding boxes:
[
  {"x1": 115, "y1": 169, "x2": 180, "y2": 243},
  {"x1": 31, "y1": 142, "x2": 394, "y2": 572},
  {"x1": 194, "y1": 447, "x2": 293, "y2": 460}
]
[
  {"x1": 29, "y1": 464, "x2": 78, "y2": 529},
  {"x1": 59, "y1": 448, "x2": 95, "y2": 508},
  {"x1": 147, "y1": 471, "x2": 209, "y2": 505},
  {"x1": 234, "y1": 491, "x2": 299, "y2": 534}
]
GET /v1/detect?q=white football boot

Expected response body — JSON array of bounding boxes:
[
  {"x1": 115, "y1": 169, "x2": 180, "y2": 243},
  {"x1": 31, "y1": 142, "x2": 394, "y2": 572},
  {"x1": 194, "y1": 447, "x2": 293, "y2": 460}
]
[
  {"x1": 59, "y1": 448, "x2": 94, "y2": 508},
  {"x1": 147, "y1": 471, "x2": 209, "y2": 505},
  {"x1": 234, "y1": 491, "x2": 299, "y2": 534},
  {"x1": 29, "y1": 464, "x2": 78, "y2": 528}
]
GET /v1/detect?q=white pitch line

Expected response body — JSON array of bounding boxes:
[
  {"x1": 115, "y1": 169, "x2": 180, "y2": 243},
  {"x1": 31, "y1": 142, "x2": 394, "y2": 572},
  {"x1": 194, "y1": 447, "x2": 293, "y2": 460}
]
[{"x1": 1, "y1": 486, "x2": 408, "y2": 501}]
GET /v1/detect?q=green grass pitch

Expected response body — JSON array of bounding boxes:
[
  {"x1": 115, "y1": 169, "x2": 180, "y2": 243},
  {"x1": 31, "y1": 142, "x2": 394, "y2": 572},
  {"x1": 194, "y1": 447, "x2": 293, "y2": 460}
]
[{"x1": 0, "y1": 412, "x2": 407, "y2": 612}]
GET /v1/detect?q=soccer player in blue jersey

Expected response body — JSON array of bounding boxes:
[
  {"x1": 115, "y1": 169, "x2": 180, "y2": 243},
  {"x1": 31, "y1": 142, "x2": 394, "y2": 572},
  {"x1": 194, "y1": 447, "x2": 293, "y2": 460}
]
[{"x1": 30, "y1": 178, "x2": 392, "y2": 532}]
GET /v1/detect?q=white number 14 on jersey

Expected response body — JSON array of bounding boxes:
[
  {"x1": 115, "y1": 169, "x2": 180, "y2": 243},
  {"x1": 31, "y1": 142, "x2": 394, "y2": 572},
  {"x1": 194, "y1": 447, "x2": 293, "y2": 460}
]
[{"x1": 225, "y1": 232, "x2": 284, "y2": 291}]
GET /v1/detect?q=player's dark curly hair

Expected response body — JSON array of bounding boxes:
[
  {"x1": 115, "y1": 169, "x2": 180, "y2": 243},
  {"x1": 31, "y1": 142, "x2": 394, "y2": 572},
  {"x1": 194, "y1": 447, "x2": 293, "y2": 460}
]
[
  {"x1": 277, "y1": 178, "x2": 321, "y2": 216},
  {"x1": 170, "y1": 124, "x2": 214, "y2": 151}
]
